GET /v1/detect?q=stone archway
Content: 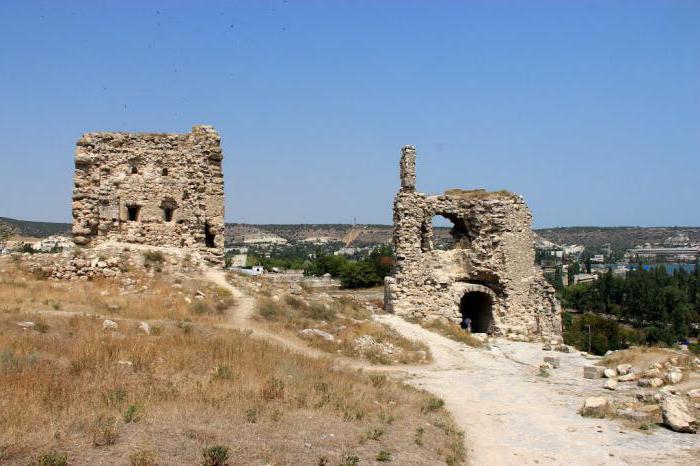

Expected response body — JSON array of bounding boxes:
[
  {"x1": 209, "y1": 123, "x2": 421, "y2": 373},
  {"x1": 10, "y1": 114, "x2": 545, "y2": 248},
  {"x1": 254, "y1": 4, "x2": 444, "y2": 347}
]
[{"x1": 460, "y1": 290, "x2": 494, "y2": 333}]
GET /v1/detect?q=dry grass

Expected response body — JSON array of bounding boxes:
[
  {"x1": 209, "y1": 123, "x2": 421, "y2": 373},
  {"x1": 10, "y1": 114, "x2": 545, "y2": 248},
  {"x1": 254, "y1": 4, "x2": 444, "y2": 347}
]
[
  {"x1": 601, "y1": 347, "x2": 692, "y2": 370},
  {"x1": 0, "y1": 312, "x2": 464, "y2": 465},
  {"x1": 256, "y1": 295, "x2": 432, "y2": 365},
  {"x1": 417, "y1": 319, "x2": 487, "y2": 348},
  {"x1": 0, "y1": 262, "x2": 233, "y2": 324}
]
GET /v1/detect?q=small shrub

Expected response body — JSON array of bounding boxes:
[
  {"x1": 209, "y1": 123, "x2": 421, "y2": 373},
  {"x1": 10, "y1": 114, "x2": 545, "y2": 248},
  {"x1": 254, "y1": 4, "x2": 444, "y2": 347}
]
[
  {"x1": 143, "y1": 251, "x2": 165, "y2": 267},
  {"x1": 245, "y1": 407, "x2": 259, "y2": 423},
  {"x1": 129, "y1": 448, "x2": 157, "y2": 466},
  {"x1": 364, "y1": 427, "x2": 384, "y2": 441},
  {"x1": 123, "y1": 404, "x2": 141, "y2": 423},
  {"x1": 91, "y1": 414, "x2": 119, "y2": 446},
  {"x1": 38, "y1": 451, "x2": 68, "y2": 466},
  {"x1": 370, "y1": 374, "x2": 387, "y2": 388},
  {"x1": 201, "y1": 445, "x2": 229, "y2": 466},
  {"x1": 376, "y1": 450, "x2": 392, "y2": 462},
  {"x1": 258, "y1": 300, "x2": 281, "y2": 320},
  {"x1": 538, "y1": 366, "x2": 551, "y2": 377},
  {"x1": 107, "y1": 387, "x2": 128, "y2": 405},
  {"x1": 34, "y1": 320, "x2": 49, "y2": 333},
  {"x1": 338, "y1": 455, "x2": 360, "y2": 466},
  {"x1": 414, "y1": 427, "x2": 424, "y2": 446},
  {"x1": 306, "y1": 303, "x2": 336, "y2": 321},
  {"x1": 421, "y1": 396, "x2": 445, "y2": 414},
  {"x1": 212, "y1": 365, "x2": 233, "y2": 381},
  {"x1": 260, "y1": 377, "x2": 285, "y2": 401}
]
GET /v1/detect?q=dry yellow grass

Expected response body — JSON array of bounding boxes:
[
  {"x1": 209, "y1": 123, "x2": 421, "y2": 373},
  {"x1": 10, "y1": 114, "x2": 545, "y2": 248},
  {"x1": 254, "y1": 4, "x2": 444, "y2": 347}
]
[
  {"x1": 416, "y1": 319, "x2": 487, "y2": 348},
  {"x1": 0, "y1": 261, "x2": 232, "y2": 324},
  {"x1": 602, "y1": 346, "x2": 693, "y2": 370},
  {"x1": 256, "y1": 295, "x2": 432, "y2": 365},
  {"x1": 0, "y1": 260, "x2": 465, "y2": 464}
]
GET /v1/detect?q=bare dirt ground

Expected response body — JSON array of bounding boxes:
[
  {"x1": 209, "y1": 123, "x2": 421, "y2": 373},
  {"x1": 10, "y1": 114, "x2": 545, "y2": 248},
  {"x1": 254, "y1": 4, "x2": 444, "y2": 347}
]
[{"x1": 207, "y1": 270, "x2": 700, "y2": 466}]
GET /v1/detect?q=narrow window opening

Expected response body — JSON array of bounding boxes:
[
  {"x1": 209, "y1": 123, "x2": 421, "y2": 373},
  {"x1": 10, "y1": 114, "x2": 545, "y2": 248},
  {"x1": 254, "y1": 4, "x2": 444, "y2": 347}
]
[
  {"x1": 204, "y1": 222, "x2": 216, "y2": 248},
  {"x1": 161, "y1": 168, "x2": 168, "y2": 176},
  {"x1": 131, "y1": 166, "x2": 138, "y2": 175},
  {"x1": 163, "y1": 207, "x2": 174, "y2": 222},
  {"x1": 127, "y1": 206, "x2": 140, "y2": 221}
]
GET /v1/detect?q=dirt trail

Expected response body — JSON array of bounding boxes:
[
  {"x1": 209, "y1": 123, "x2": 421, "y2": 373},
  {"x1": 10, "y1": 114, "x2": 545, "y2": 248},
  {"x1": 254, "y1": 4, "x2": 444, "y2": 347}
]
[
  {"x1": 375, "y1": 314, "x2": 699, "y2": 466},
  {"x1": 204, "y1": 270, "x2": 698, "y2": 465}
]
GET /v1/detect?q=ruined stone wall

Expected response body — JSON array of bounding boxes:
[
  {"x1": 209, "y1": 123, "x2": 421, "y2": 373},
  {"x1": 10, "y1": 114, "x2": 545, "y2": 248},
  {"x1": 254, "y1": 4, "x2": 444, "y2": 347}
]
[
  {"x1": 71, "y1": 125, "x2": 224, "y2": 265},
  {"x1": 385, "y1": 145, "x2": 561, "y2": 340}
]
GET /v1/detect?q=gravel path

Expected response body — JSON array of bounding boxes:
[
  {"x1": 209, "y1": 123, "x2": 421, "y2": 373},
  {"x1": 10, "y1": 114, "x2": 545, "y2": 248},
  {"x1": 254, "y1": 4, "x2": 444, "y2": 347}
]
[{"x1": 376, "y1": 314, "x2": 699, "y2": 466}]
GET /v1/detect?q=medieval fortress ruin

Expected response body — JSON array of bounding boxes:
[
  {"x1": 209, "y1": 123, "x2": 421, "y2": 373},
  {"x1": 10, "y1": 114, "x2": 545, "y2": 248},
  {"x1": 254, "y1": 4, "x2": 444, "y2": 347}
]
[
  {"x1": 384, "y1": 146, "x2": 562, "y2": 340},
  {"x1": 71, "y1": 125, "x2": 225, "y2": 266}
]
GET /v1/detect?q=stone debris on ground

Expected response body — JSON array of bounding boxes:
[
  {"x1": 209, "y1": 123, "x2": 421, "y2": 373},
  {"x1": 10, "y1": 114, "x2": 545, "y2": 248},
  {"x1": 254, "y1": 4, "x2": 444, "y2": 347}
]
[
  {"x1": 298, "y1": 328, "x2": 335, "y2": 342},
  {"x1": 581, "y1": 397, "x2": 612, "y2": 418},
  {"x1": 102, "y1": 319, "x2": 119, "y2": 331},
  {"x1": 660, "y1": 396, "x2": 697, "y2": 433}
]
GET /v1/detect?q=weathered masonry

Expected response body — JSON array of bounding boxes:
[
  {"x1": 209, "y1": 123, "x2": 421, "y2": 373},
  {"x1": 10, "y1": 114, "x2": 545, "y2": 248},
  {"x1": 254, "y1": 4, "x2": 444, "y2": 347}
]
[
  {"x1": 71, "y1": 125, "x2": 225, "y2": 265},
  {"x1": 384, "y1": 146, "x2": 562, "y2": 340}
]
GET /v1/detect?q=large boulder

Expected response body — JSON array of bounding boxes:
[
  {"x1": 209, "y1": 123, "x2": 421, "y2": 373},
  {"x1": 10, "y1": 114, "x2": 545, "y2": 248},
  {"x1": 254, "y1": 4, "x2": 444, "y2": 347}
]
[
  {"x1": 603, "y1": 368, "x2": 617, "y2": 378},
  {"x1": 616, "y1": 364, "x2": 632, "y2": 376},
  {"x1": 660, "y1": 396, "x2": 697, "y2": 433}
]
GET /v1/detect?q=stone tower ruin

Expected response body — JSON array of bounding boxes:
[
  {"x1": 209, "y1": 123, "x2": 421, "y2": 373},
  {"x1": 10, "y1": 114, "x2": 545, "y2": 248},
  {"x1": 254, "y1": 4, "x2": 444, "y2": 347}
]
[
  {"x1": 71, "y1": 125, "x2": 225, "y2": 265},
  {"x1": 384, "y1": 146, "x2": 562, "y2": 340}
]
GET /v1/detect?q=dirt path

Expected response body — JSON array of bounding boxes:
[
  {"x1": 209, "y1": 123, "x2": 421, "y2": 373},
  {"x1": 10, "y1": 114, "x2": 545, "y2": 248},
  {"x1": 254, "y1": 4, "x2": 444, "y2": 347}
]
[
  {"x1": 375, "y1": 314, "x2": 699, "y2": 466},
  {"x1": 205, "y1": 270, "x2": 699, "y2": 465}
]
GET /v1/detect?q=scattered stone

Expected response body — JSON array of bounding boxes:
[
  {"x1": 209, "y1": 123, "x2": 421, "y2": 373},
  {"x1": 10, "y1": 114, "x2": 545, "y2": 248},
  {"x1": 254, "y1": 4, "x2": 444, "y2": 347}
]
[
  {"x1": 603, "y1": 379, "x2": 618, "y2": 390},
  {"x1": 583, "y1": 366, "x2": 606, "y2": 379},
  {"x1": 17, "y1": 321, "x2": 36, "y2": 329},
  {"x1": 542, "y1": 344, "x2": 552, "y2": 351},
  {"x1": 139, "y1": 321, "x2": 151, "y2": 335},
  {"x1": 643, "y1": 368, "x2": 662, "y2": 379},
  {"x1": 107, "y1": 304, "x2": 120, "y2": 311},
  {"x1": 603, "y1": 368, "x2": 617, "y2": 379},
  {"x1": 581, "y1": 397, "x2": 611, "y2": 418},
  {"x1": 554, "y1": 344, "x2": 572, "y2": 353},
  {"x1": 618, "y1": 373, "x2": 638, "y2": 382},
  {"x1": 665, "y1": 371, "x2": 682, "y2": 385},
  {"x1": 102, "y1": 319, "x2": 119, "y2": 331},
  {"x1": 616, "y1": 364, "x2": 632, "y2": 376},
  {"x1": 637, "y1": 378, "x2": 664, "y2": 388},
  {"x1": 687, "y1": 389, "x2": 700, "y2": 400},
  {"x1": 544, "y1": 356, "x2": 560, "y2": 368},
  {"x1": 660, "y1": 396, "x2": 697, "y2": 433},
  {"x1": 298, "y1": 329, "x2": 335, "y2": 342}
]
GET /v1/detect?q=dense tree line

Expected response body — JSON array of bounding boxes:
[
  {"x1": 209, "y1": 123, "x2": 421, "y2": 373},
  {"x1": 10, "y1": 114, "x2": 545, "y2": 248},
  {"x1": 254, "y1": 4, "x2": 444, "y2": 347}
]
[
  {"x1": 305, "y1": 245, "x2": 394, "y2": 289},
  {"x1": 561, "y1": 262, "x2": 700, "y2": 347}
]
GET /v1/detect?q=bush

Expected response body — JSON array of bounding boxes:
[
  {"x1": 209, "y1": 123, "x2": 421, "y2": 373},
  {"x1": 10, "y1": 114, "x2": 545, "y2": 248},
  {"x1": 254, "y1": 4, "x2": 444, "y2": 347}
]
[
  {"x1": 123, "y1": 404, "x2": 141, "y2": 423},
  {"x1": 129, "y1": 448, "x2": 157, "y2": 466},
  {"x1": 376, "y1": 450, "x2": 392, "y2": 462},
  {"x1": 91, "y1": 414, "x2": 118, "y2": 446},
  {"x1": 421, "y1": 396, "x2": 445, "y2": 413},
  {"x1": 38, "y1": 451, "x2": 68, "y2": 466},
  {"x1": 201, "y1": 445, "x2": 229, "y2": 466}
]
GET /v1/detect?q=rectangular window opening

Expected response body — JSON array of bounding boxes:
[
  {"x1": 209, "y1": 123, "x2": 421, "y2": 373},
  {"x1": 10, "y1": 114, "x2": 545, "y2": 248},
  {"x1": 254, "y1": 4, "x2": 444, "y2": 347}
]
[{"x1": 127, "y1": 206, "x2": 140, "y2": 222}]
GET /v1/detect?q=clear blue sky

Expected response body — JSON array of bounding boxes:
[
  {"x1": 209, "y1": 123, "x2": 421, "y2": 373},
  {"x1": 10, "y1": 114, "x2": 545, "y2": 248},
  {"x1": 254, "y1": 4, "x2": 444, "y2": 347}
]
[{"x1": 1, "y1": 1, "x2": 698, "y2": 227}]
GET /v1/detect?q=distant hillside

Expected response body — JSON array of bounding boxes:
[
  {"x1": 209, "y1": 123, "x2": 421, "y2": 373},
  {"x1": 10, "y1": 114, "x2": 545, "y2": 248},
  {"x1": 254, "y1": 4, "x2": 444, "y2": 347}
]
[
  {"x1": 3, "y1": 217, "x2": 698, "y2": 254},
  {"x1": 0, "y1": 217, "x2": 71, "y2": 238},
  {"x1": 226, "y1": 223, "x2": 700, "y2": 252},
  {"x1": 536, "y1": 226, "x2": 700, "y2": 254}
]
